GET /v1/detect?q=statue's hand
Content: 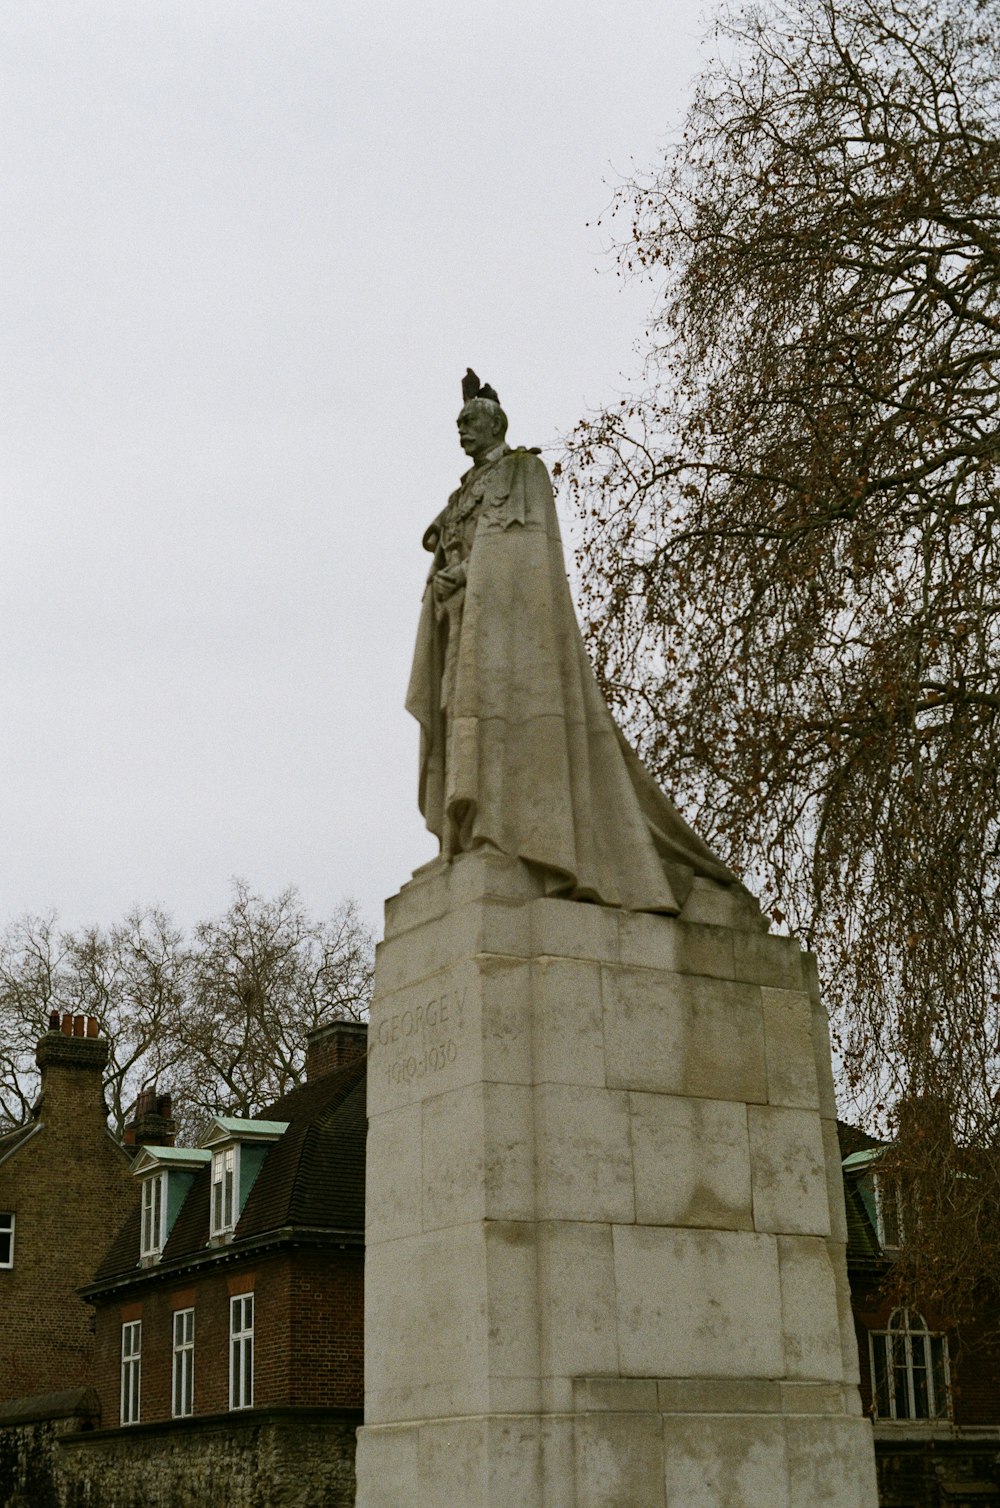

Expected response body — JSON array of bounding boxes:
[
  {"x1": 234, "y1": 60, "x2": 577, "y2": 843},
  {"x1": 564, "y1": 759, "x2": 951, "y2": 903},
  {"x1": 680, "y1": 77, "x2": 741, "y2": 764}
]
[{"x1": 433, "y1": 564, "x2": 466, "y2": 603}]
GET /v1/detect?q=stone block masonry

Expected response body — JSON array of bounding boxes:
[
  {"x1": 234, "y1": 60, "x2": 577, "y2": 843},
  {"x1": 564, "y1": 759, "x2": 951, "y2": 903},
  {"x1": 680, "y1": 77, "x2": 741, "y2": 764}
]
[{"x1": 356, "y1": 849, "x2": 879, "y2": 1507}]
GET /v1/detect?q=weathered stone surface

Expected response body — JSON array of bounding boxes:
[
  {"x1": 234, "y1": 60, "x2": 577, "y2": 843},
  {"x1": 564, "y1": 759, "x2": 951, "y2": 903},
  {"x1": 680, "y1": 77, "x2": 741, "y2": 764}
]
[
  {"x1": 535, "y1": 1221, "x2": 620, "y2": 1378},
  {"x1": 573, "y1": 1411, "x2": 666, "y2": 1508},
  {"x1": 748, "y1": 1104, "x2": 831, "y2": 1236},
  {"x1": 602, "y1": 966, "x2": 768, "y2": 1103},
  {"x1": 822, "y1": 1116, "x2": 851, "y2": 1243},
  {"x1": 533, "y1": 1083, "x2": 635, "y2": 1223},
  {"x1": 733, "y1": 930, "x2": 806, "y2": 990},
  {"x1": 613, "y1": 1226, "x2": 785, "y2": 1379},
  {"x1": 655, "y1": 1377, "x2": 781, "y2": 1414},
  {"x1": 364, "y1": 1101, "x2": 422, "y2": 1244},
  {"x1": 785, "y1": 1416, "x2": 881, "y2": 1505},
  {"x1": 618, "y1": 911, "x2": 736, "y2": 980},
  {"x1": 660, "y1": 1414, "x2": 791, "y2": 1508},
  {"x1": 629, "y1": 1092, "x2": 753, "y2": 1230},
  {"x1": 360, "y1": 855, "x2": 877, "y2": 1505},
  {"x1": 364, "y1": 1221, "x2": 490, "y2": 1423},
  {"x1": 530, "y1": 957, "x2": 605, "y2": 1086},
  {"x1": 572, "y1": 1377, "x2": 659, "y2": 1413},
  {"x1": 679, "y1": 876, "x2": 768, "y2": 931},
  {"x1": 421, "y1": 1081, "x2": 535, "y2": 1229},
  {"x1": 778, "y1": 1235, "x2": 845, "y2": 1381},
  {"x1": 761, "y1": 986, "x2": 821, "y2": 1110},
  {"x1": 0, "y1": 1408, "x2": 360, "y2": 1508}
]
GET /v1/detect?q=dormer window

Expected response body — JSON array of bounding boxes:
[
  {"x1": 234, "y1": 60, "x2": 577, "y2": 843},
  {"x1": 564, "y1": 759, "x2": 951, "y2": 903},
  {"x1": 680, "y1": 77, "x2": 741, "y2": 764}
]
[
  {"x1": 843, "y1": 1146, "x2": 907, "y2": 1254},
  {"x1": 140, "y1": 1173, "x2": 166, "y2": 1258},
  {"x1": 200, "y1": 1117, "x2": 289, "y2": 1245},
  {"x1": 873, "y1": 1172, "x2": 904, "y2": 1250},
  {"x1": 211, "y1": 1146, "x2": 239, "y2": 1237},
  {"x1": 131, "y1": 1146, "x2": 211, "y2": 1266}
]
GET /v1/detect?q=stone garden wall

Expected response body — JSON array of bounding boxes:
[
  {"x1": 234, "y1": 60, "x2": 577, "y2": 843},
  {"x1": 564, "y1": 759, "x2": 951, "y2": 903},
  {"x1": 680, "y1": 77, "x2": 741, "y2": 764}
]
[{"x1": 0, "y1": 1392, "x2": 359, "y2": 1508}]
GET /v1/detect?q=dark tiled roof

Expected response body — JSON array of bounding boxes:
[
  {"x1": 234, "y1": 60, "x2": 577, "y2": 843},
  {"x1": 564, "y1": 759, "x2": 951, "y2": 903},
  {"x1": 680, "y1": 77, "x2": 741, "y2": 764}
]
[
  {"x1": 95, "y1": 1201, "x2": 144, "y2": 1281},
  {"x1": 836, "y1": 1121, "x2": 885, "y2": 1265},
  {"x1": 93, "y1": 1054, "x2": 366, "y2": 1283},
  {"x1": 837, "y1": 1119, "x2": 884, "y2": 1159},
  {"x1": 239, "y1": 1058, "x2": 366, "y2": 1236},
  {"x1": 844, "y1": 1174, "x2": 882, "y2": 1263}
]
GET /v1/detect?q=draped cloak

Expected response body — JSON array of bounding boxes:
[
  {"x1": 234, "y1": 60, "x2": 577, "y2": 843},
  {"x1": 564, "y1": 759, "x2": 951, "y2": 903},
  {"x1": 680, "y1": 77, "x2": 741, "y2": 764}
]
[{"x1": 405, "y1": 445, "x2": 741, "y2": 914}]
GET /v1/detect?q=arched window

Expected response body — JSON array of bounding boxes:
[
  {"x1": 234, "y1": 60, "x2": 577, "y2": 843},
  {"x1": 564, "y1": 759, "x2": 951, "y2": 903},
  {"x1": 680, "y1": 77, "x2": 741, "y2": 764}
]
[{"x1": 869, "y1": 1309, "x2": 950, "y2": 1421}]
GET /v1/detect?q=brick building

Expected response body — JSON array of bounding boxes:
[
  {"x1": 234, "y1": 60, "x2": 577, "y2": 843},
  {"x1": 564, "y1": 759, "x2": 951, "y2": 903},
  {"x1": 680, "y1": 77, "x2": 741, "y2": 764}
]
[
  {"x1": 69, "y1": 1019, "x2": 366, "y2": 1506},
  {"x1": 841, "y1": 1126, "x2": 1000, "y2": 1506},
  {"x1": 0, "y1": 1014, "x2": 139, "y2": 1403},
  {"x1": 8, "y1": 1011, "x2": 1000, "y2": 1508}
]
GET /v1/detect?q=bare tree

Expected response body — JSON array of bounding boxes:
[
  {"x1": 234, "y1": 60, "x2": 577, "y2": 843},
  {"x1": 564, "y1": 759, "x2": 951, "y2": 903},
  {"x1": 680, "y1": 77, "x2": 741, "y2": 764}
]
[
  {"x1": 175, "y1": 882, "x2": 373, "y2": 1136},
  {"x1": 565, "y1": 0, "x2": 1000, "y2": 1318},
  {"x1": 0, "y1": 907, "x2": 185, "y2": 1133},
  {"x1": 0, "y1": 914, "x2": 66, "y2": 1127},
  {"x1": 0, "y1": 886, "x2": 373, "y2": 1144}
]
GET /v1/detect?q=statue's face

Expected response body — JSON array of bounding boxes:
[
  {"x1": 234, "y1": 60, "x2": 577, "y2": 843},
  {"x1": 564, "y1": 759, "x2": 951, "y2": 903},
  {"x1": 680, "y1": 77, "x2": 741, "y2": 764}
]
[{"x1": 457, "y1": 404, "x2": 502, "y2": 460}]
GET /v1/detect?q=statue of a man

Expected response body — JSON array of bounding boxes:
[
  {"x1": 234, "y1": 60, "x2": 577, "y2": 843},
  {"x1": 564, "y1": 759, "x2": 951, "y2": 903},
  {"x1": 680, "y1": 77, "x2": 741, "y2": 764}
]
[{"x1": 406, "y1": 372, "x2": 742, "y2": 913}]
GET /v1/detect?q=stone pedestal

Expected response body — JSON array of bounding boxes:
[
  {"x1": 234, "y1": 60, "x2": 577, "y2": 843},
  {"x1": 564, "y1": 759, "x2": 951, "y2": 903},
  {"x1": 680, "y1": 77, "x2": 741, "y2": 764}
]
[{"x1": 356, "y1": 851, "x2": 878, "y2": 1507}]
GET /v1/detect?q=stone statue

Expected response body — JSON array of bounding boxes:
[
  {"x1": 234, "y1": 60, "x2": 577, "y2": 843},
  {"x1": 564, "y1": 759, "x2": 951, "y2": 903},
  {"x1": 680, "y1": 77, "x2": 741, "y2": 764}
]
[{"x1": 406, "y1": 371, "x2": 743, "y2": 913}]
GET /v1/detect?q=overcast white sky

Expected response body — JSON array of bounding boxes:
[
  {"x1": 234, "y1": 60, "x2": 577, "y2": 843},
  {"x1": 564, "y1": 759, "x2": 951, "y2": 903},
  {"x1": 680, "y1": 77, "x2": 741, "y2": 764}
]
[{"x1": 0, "y1": 0, "x2": 708, "y2": 936}]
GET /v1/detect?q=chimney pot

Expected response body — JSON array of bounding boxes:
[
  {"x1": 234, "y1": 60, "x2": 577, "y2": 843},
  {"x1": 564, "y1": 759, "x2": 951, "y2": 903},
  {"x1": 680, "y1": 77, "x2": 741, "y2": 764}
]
[
  {"x1": 86, "y1": 1016, "x2": 99, "y2": 1038},
  {"x1": 73, "y1": 1015, "x2": 85, "y2": 1037},
  {"x1": 60, "y1": 1014, "x2": 73, "y2": 1036},
  {"x1": 48, "y1": 1011, "x2": 60, "y2": 1031}
]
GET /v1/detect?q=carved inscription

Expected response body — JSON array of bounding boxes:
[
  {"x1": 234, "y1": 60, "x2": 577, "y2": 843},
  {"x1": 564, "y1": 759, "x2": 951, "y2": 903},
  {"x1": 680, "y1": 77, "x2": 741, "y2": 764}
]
[
  {"x1": 387, "y1": 1039, "x2": 458, "y2": 1086},
  {"x1": 374, "y1": 986, "x2": 467, "y2": 1089}
]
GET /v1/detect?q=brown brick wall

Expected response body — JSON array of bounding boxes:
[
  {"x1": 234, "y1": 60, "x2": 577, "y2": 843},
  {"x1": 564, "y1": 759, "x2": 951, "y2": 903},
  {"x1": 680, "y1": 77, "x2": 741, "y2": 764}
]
[
  {"x1": 852, "y1": 1274, "x2": 1000, "y2": 1428},
  {"x1": 0, "y1": 1041, "x2": 137, "y2": 1404},
  {"x1": 289, "y1": 1248, "x2": 364, "y2": 1408},
  {"x1": 91, "y1": 1246, "x2": 363, "y2": 1427}
]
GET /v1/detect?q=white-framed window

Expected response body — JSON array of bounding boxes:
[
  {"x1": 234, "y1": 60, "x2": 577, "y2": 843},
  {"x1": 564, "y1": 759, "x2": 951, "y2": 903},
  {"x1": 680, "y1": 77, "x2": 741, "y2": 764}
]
[
  {"x1": 870, "y1": 1309, "x2": 950, "y2": 1421},
  {"x1": 873, "y1": 1173, "x2": 904, "y2": 1250},
  {"x1": 120, "y1": 1320, "x2": 142, "y2": 1426},
  {"x1": 0, "y1": 1212, "x2": 14, "y2": 1268},
  {"x1": 211, "y1": 1146, "x2": 239, "y2": 1237},
  {"x1": 229, "y1": 1293, "x2": 254, "y2": 1410},
  {"x1": 140, "y1": 1174, "x2": 166, "y2": 1259},
  {"x1": 172, "y1": 1307, "x2": 195, "y2": 1418}
]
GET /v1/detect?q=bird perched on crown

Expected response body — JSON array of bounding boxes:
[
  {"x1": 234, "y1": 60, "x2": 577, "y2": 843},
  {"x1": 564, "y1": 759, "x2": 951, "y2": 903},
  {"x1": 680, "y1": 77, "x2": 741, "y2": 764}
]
[{"x1": 405, "y1": 370, "x2": 742, "y2": 912}]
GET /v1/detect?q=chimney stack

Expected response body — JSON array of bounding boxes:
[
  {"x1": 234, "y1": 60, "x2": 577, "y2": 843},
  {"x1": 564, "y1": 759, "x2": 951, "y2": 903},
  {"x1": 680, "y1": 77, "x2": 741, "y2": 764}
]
[
  {"x1": 305, "y1": 1020, "x2": 368, "y2": 1081},
  {"x1": 35, "y1": 1015, "x2": 109, "y2": 1128},
  {"x1": 123, "y1": 1087, "x2": 177, "y2": 1149}
]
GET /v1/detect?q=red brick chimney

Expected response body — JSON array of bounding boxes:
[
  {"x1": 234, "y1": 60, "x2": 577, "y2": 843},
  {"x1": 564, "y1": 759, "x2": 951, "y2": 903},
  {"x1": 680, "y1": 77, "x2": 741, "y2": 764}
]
[
  {"x1": 305, "y1": 1020, "x2": 368, "y2": 1081},
  {"x1": 123, "y1": 1088, "x2": 177, "y2": 1149},
  {"x1": 35, "y1": 1014, "x2": 109, "y2": 1129}
]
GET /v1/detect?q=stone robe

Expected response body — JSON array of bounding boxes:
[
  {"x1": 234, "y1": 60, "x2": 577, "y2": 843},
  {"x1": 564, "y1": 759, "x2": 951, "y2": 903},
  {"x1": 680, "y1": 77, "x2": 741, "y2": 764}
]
[{"x1": 406, "y1": 444, "x2": 740, "y2": 913}]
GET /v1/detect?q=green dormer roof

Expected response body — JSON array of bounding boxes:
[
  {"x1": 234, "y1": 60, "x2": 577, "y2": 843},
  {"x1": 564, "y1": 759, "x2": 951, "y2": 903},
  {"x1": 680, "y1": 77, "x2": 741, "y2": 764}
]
[
  {"x1": 842, "y1": 1147, "x2": 884, "y2": 1170},
  {"x1": 200, "y1": 1117, "x2": 289, "y2": 1149}
]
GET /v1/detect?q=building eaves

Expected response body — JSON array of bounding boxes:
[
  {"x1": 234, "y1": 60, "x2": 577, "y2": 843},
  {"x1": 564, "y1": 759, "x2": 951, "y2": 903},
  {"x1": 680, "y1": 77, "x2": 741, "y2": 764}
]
[{"x1": 81, "y1": 1224, "x2": 363, "y2": 1302}]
